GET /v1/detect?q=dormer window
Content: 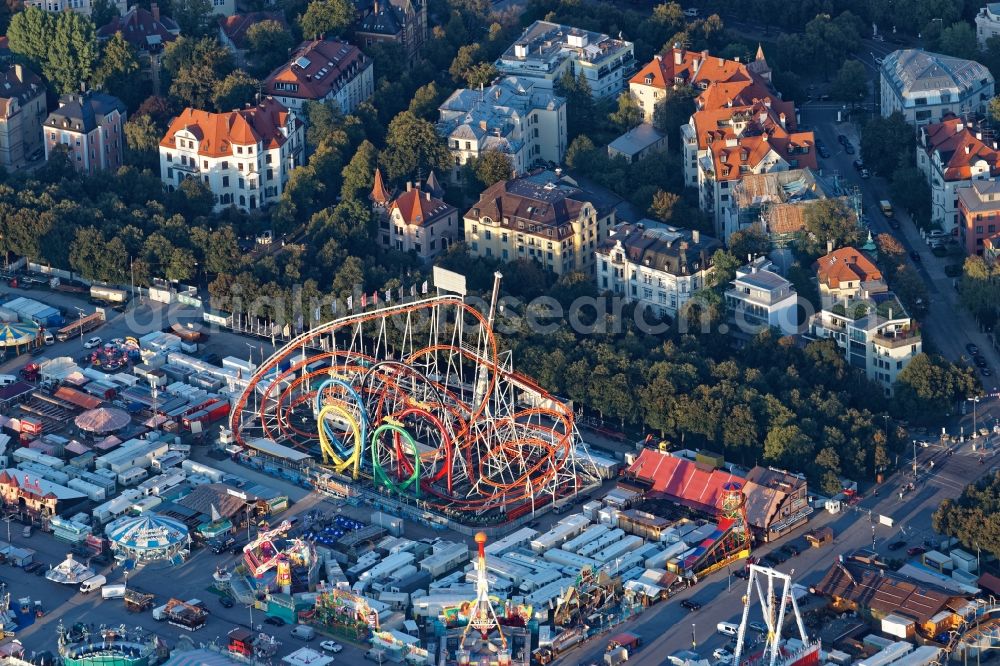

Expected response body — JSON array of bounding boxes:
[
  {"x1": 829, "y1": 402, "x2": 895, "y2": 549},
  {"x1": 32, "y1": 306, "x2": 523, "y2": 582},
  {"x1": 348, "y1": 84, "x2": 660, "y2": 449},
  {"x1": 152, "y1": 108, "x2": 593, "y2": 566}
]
[{"x1": 645, "y1": 73, "x2": 653, "y2": 85}]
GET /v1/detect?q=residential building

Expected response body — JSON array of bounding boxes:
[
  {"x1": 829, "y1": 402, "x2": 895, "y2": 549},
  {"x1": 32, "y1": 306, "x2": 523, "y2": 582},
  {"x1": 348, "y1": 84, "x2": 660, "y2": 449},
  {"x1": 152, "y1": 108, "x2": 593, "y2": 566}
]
[
  {"x1": 0, "y1": 64, "x2": 46, "y2": 169},
  {"x1": 263, "y1": 38, "x2": 374, "y2": 115},
  {"x1": 219, "y1": 11, "x2": 289, "y2": 65},
  {"x1": 26, "y1": 0, "x2": 126, "y2": 18},
  {"x1": 809, "y1": 289, "x2": 920, "y2": 395},
  {"x1": 496, "y1": 20, "x2": 636, "y2": 100},
  {"x1": 630, "y1": 45, "x2": 772, "y2": 123},
  {"x1": 678, "y1": 47, "x2": 815, "y2": 229},
  {"x1": 436, "y1": 76, "x2": 566, "y2": 180},
  {"x1": 43, "y1": 92, "x2": 126, "y2": 175},
  {"x1": 158, "y1": 98, "x2": 304, "y2": 211},
  {"x1": 720, "y1": 168, "x2": 839, "y2": 242},
  {"x1": 815, "y1": 246, "x2": 885, "y2": 307},
  {"x1": 463, "y1": 169, "x2": 619, "y2": 275},
  {"x1": 880, "y1": 49, "x2": 994, "y2": 127},
  {"x1": 594, "y1": 221, "x2": 721, "y2": 320},
  {"x1": 724, "y1": 256, "x2": 799, "y2": 336},
  {"x1": 607, "y1": 123, "x2": 667, "y2": 163},
  {"x1": 742, "y1": 466, "x2": 811, "y2": 542},
  {"x1": 919, "y1": 116, "x2": 1000, "y2": 232},
  {"x1": 976, "y1": 4, "x2": 1000, "y2": 46},
  {"x1": 958, "y1": 178, "x2": 1000, "y2": 255},
  {"x1": 97, "y1": 4, "x2": 179, "y2": 94},
  {"x1": 354, "y1": 0, "x2": 427, "y2": 60},
  {"x1": 208, "y1": 0, "x2": 235, "y2": 17},
  {"x1": 984, "y1": 231, "x2": 1000, "y2": 263},
  {"x1": 373, "y1": 176, "x2": 457, "y2": 261}
]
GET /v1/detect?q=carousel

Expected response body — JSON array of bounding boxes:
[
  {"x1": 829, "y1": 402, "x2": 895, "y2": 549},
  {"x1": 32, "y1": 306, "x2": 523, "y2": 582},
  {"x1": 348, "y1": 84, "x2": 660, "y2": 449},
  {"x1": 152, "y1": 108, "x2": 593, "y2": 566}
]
[
  {"x1": 75, "y1": 407, "x2": 131, "y2": 436},
  {"x1": 105, "y1": 513, "x2": 190, "y2": 568},
  {"x1": 0, "y1": 321, "x2": 40, "y2": 355}
]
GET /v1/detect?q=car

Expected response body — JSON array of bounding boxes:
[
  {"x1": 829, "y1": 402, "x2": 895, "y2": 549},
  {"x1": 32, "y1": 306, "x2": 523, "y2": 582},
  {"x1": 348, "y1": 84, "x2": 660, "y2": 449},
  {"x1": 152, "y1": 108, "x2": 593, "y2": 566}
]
[
  {"x1": 844, "y1": 143, "x2": 856, "y2": 155},
  {"x1": 34, "y1": 564, "x2": 46, "y2": 576},
  {"x1": 982, "y1": 367, "x2": 992, "y2": 377},
  {"x1": 837, "y1": 134, "x2": 849, "y2": 145},
  {"x1": 264, "y1": 616, "x2": 285, "y2": 626},
  {"x1": 818, "y1": 146, "x2": 831, "y2": 158},
  {"x1": 889, "y1": 219, "x2": 901, "y2": 229},
  {"x1": 887, "y1": 540, "x2": 907, "y2": 551},
  {"x1": 781, "y1": 543, "x2": 800, "y2": 557},
  {"x1": 713, "y1": 648, "x2": 734, "y2": 664},
  {"x1": 768, "y1": 549, "x2": 789, "y2": 564},
  {"x1": 733, "y1": 568, "x2": 749, "y2": 579},
  {"x1": 859, "y1": 168, "x2": 870, "y2": 178},
  {"x1": 907, "y1": 546, "x2": 927, "y2": 557},
  {"x1": 321, "y1": 641, "x2": 343, "y2": 653},
  {"x1": 873, "y1": 33, "x2": 885, "y2": 42},
  {"x1": 853, "y1": 158, "x2": 865, "y2": 169},
  {"x1": 909, "y1": 251, "x2": 921, "y2": 262},
  {"x1": 219, "y1": 596, "x2": 234, "y2": 608},
  {"x1": 749, "y1": 621, "x2": 768, "y2": 633},
  {"x1": 83, "y1": 336, "x2": 102, "y2": 349},
  {"x1": 875, "y1": 56, "x2": 884, "y2": 65},
  {"x1": 680, "y1": 598, "x2": 702, "y2": 611},
  {"x1": 23, "y1": 562, "x2": 42, "y2": 573},
  {"x1": 967, "y1": 343, "x2": 980, "y2": 355},
  {"x1": 975, "y1": 356, "x2": 988, "y2": 368}
]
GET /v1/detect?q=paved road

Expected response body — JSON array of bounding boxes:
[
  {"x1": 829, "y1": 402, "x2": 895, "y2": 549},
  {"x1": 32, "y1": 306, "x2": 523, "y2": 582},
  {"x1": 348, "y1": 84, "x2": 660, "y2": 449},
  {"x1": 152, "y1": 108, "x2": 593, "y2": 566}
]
[{"x1": 558, "y1": 437, "x2": 1000, "y2": 665}]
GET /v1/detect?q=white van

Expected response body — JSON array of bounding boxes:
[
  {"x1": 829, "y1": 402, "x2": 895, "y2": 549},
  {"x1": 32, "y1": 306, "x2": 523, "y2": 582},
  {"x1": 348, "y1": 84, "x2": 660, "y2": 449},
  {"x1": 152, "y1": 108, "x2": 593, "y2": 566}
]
[
  {"x1": 717, "y1": 622, "x2": 739, "y2": 636},
  {"x1": 102, "y1": 584, "x2": 126, "y2": 599},
  {"x1": 80, "y1": 575, "x2": 107, "y2": 594},
  {"x1": 21, "y1": 526, "x2": 31, "y2": 538},
  {"x1": 43, "y1": 331, "x2": 54, "y2": 345},
  {"x1": 0, "y1": 375, "x2": 17, "y2": 387},
  {"x1": 291, "y1": 625, "x2": 316, "y2": 640}
]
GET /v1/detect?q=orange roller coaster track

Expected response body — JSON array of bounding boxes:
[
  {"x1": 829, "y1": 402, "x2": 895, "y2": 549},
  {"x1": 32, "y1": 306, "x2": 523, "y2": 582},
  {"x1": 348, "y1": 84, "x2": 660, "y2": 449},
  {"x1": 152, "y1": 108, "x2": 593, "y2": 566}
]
[{"x1": 229, "y1": 294, "x2": 599, "y2": 520}]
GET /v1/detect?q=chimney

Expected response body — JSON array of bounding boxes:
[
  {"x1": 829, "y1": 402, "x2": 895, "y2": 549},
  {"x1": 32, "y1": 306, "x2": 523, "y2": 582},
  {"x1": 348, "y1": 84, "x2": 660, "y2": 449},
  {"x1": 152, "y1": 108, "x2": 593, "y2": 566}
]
[
  {"x1": 692, "y1": 229, "x2": 700, "y2": 244},
  {"x1": 966, "y1": 144, "x2": 972, "y2": 154},
  {"x1": 956, "y1": 122, "x2": 964, "y2": 133},
  {"x1": 406, "y1": 181, "x2": 412, "y2": 191},
  {"x1": 827, "y1": 239, "x2": 834, "y2": 254},
  {"x1": 674, "y1": 46, "x2": 683, "y2": 66},
  {"x1": 976, "y1": 132, "x2": 983, "y2": 140},
  {"x1": 373, "y1": 0, "x2": 380, "y2": 12},
  {"x1": 734, "y1": 56, "x2": 740, "y2": 63},
  {"x1": 693, "y1": 57, "x2": 701, "y2": 70},
  {"x1": 151, "y1": 2, "x2": 159, "y2": 22},
  {"x1": 655, "y1": 54, "x2": 661, "y2": 62},
  {"x1": 425, "y1": 191, "x2": 431, "y2": 201},
  {"x1": 779, "y1": 112, "x2": 786, "y2": 129}
]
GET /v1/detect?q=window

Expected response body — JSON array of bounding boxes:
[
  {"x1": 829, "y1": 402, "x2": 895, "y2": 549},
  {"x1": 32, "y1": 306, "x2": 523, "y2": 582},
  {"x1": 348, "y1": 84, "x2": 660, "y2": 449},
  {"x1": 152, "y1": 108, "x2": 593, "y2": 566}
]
[
  {"x1": 266, "y1": 154, "x2": 272, "y2": 164},
  {"x1": 237, "y1": 146, "x2": 243, "y2": 154},
  {"x1": 223, "y1": 175, "x2": 230, "y2": 187},
  {"x1": 485, "y1": 230, "x2": 492, "y2": 240},
  {"x1": 203, "y1": 161, "x2": 208, "y2": 169},
  {"x1": 167, "y1": 167, "x2": 174, "y2": 178},
  {"x1": 239, "y1": 178, "x2": 245, "y2": 189},
  {"x1": 221, "y1": 161, "x2": 229, "y2": 169},
  {"x1": 166, "y1": 153, "x2": 173, "y2": 162}
]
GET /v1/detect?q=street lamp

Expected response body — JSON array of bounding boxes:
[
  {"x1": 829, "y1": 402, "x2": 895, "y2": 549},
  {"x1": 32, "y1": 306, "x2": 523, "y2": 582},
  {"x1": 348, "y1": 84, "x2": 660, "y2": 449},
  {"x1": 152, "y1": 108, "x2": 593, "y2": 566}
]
[
  {"x1": 967, "y1": 396, "x2": 981, "y2": 437},
  {"x1": 691, "y1": 623, "x2": 697, "y2": 649}
]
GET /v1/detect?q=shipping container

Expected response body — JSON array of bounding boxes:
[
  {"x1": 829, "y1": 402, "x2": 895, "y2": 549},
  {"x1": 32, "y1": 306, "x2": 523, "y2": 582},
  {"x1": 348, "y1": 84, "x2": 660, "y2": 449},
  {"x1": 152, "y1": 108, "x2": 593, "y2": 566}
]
[{"x1": 90, "y1": 286, "x2": 127, "y2": 304}]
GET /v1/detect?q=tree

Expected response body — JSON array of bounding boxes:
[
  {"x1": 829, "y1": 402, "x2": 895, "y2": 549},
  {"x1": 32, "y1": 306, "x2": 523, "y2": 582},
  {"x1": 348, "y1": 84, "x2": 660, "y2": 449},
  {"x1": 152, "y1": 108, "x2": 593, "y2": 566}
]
[
  {"x1": 959, "y1": 256, "x2": 1000, "y2": 327},
  {"x1": 164, "y1": 37, "x2": 233, "y2": 109},
  {"x1": 609, "y1": 92, "x2": 643, "y2": 132},
  {"x1": 708, "y1": 249, "x2": 741, "y2": 288},
  {"x1": 91, "y1": 0, "x2": 120, "y2": 28},
  {"x1": 171, "y1": 0, "x2": 213, "y2": 37},
  {"x1": 890, "y1": 166, "x2": 931, "y2": 227},
  {"x1": 876, "y1": 232, "x2": 906, "y2": 265},
  {"x1": 340, "y1": 139, "x2": 378, "y2": 201},
  {"x1": 464, "y1": 61, "x2": 497, "y2": 88},
  {"x1": 729, "y1": 227, "x2": 770, "y2": 261},
  {"x1": 936, "y1": 22, "x2": 978, "y2": 61},
  {"x1": 800, "y1": 198, "x2": 861, "y2": 256},
  {"x1": 894, "y1": 353, "x2": 977, "y2": 422},
  {"x1": 473, "y1": 150, "x2": 512, "y2": 187},
  {"x1": 212, "y1": 70, "x2": 259, "y2": 112},
  {"x1": 861, "y1": 112, "x2": 914, "y2": 178},
  {"x1": 933, "y1": 473, "x2": 1000, "y2": 558},
  {"x1": 379, "y1": 111, "x2": 452, "y2": 181},
  {"x1": 652, "y1": 84, "x2": 696, "y2": 148},
  {"x1": 990, "y1": 96, "x2": 1000, "y2": 124},
  {"x1": 206, "y1": 225, "x2": 242, "y2": 274},
  {"x1": 649, "y1": 189, "x2": 680, "y2": 222},
  {"x1": 299, "y1": 0, "x2": 354, "y2": 39},
  {"x1": 94, "y1": 32, "x2": 141, "y2": 107},
  {"x1": 763, "y1": 424, "x2": 814, "y2": 468},
  {"x1": 6, "y1": 7, "x2": 54, "y2": 71},
  {"x1": 124, "y1": 114, "x2": 161, "y2": 169},
  {"x1": 830, "y1": 60, "x2": 868, "y2": 105},
  {"x1": 891, "y1": 264, "x2": 928, "y2": 318},
  {"x1": 408, "y1": 82, "x2": 441, "y2": 120},
  {"x1": 555, "y1": 70, "x2": 595, "y2": 139},
  {"x1": 45, "y1": 11, "x2": 99, "y2": 94},
  {"x1": 245, "y1": 20, "x2": 294, "y2": 76}
]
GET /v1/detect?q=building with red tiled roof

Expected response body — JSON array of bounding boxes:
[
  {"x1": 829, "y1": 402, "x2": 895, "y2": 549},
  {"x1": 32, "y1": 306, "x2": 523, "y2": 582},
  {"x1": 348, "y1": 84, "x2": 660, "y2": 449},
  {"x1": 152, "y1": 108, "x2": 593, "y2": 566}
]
[
  {"x1": 97, "y1": 4, "x2": 179, "y2": 53},
  {"x1": 0, "y1": 64, "x2": 46, "y2": 169},
  {"x1": 262, "y1": 37, "x2": 373, "y2": 115},
  {"x1": 958, "y1": 178, "x2": 1000, "y2": 256},
  {"x1": 815, "y1": 246, "x2": 885, "y2": 304},
  {"x1": 218, "y1": 11, "x2": 288, "y2": 62},
  {"x1": 158, "y1": 98, "x2": 304, "y2": 212},
  {"x1": 375, "y1": 177, "x2": 457, "y2": 261},
  {"x1": 918, "y1": 116, "x2": 1000, "y2": 232},
  {"x1": 626, "y1": 448, "x2": 744, "y2": 515},
  {"x1": 672, "y1": 46, "x2": 815, "y2": 240}
]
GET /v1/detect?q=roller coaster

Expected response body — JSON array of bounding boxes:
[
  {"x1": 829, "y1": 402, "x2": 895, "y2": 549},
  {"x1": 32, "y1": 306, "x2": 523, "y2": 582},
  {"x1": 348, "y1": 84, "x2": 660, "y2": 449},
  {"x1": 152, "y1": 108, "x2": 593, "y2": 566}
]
[{"x1": 229, "y1": 279, "x2": 598, "y2": 523}]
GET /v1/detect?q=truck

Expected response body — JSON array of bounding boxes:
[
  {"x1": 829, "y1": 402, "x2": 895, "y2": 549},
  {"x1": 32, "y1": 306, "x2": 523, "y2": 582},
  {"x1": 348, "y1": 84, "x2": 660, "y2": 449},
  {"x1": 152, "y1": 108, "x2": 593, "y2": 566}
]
[
  {"x1": 56, "y1": 310, "x2": 105, "y2": 342},
  {"x1": 102, "y1": 584, "x2": 127, "y2": 599},
  {"x1": 879, "y1": 200, "x2": 894, "y2": 218},
  {"x1": 181, "y1": 400, "x2": 230, "y2": 431},
  {"x1": 532, "y1": 628, "x2": 585, "y2": 665},
  {"x1": 607, "y1": 633, "x2": 641, "y2": 652},
  {"x1": 604, "y1": 647, "x2": 629, "y2": 665},
  {"x1": 91, "y1": 285, "x2": 127, "y2": 304}
]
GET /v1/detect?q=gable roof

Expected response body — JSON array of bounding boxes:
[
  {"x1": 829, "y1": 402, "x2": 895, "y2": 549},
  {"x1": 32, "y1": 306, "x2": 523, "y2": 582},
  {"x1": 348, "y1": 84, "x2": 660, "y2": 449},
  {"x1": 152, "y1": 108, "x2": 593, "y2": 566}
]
[
  {"x1": 262, "y1": 37, "x2": 371, "y2": 102},
  {"x1": 219, "y1": 11, "x2": 287, "y2": 51},
  {"x1": 97, "y1": 5, "x2": 179, "y2": 50},
  {"x1": 160, "y1": 98, "x2": 298, "y2": 157},
  {"x1": 921, "y1": 116, "x2": 1000, "y2": 181},
  {"x1": 816, "y1": 246, "x2": 883, "y2": 288},
  {"x1": 389, "y1": 186, "x2": 455, "y2": 227},
  {"x1": 356, "y1": 3, "x2": 405, "y2": 36}
]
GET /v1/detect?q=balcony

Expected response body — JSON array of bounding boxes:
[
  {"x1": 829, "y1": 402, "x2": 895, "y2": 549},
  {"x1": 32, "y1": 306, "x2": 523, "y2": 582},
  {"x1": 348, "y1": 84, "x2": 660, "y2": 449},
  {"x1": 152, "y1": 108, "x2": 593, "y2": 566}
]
[
  {"x1": 173, "y1": 160, "x2": 198, "y2": 174},
  {"x1": 873, "y1": 327, "x2": 921, "y2": 349}
]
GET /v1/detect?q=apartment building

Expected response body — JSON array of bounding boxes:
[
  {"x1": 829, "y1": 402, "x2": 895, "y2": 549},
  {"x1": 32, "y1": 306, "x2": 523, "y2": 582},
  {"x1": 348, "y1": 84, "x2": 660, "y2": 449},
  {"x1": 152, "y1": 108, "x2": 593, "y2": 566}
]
[
  {"x1": 630, "y1": 45, "x2": 772, "y2": 123},
  {"x1": 436, "y1": 76, "x2": 566, "y2": 180},
  {"x1": 719, "y1": 168, "x2": 838, "y2": 243},
  {"x1": 263, "y1": 38, "x2": 374, "y2": 115},
  {"x1": 815, "y1": 246, "x2": 885, "y2": 308},
  {"x1": 809, "y1": 290, "x2": 921, "y2": 395},
  {"x1": 0, "y1": 64, "x2": 46, "y2": 169},
  {"x1": 464, "y1": 170, "x2": 619, "y2": 275},
  {"x1": 724, "y1": 257, "x2": 799, "y2": 336},
  {"x1": 27, "y1": 0, "x2": 125, "y2": 18},
  {"x1": 354, "y1": 0, "x2": 428, "y2": 60},
  {"x1": 977, "y1": 4, "x2": 1000, "y2": 46},
  {"x1": 158, "y1": 98, "x2": 304, "y2": 211},
  {"x1": 373, "y1": 175, "x2": 457, "y2": 261},
  {"x1": 44, "y1": 92, "x2": 126, "y2": 174},
  {"x1": 880, "y1": 49, "x2": 994, "y2": 127},
  {"x1": 496, "y1": 21, "x2": 635, "y2": 100},
  {"x1": 958, "y1": 178, "x2": 1000, "y2": 256},
  {"x1": 917, "y1": 116, "x2": 1000, "y2": 232},
  {"x1": 595, "y1": 221, "x2": 721, "y2": 320}
]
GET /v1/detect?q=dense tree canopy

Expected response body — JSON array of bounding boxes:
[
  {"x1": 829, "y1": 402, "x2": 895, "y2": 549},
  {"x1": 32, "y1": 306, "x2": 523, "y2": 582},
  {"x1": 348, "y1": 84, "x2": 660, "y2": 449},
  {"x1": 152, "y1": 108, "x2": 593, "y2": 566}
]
[{"x1": 934, "y1": 471, "x2": 1000, "y2": 558}]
